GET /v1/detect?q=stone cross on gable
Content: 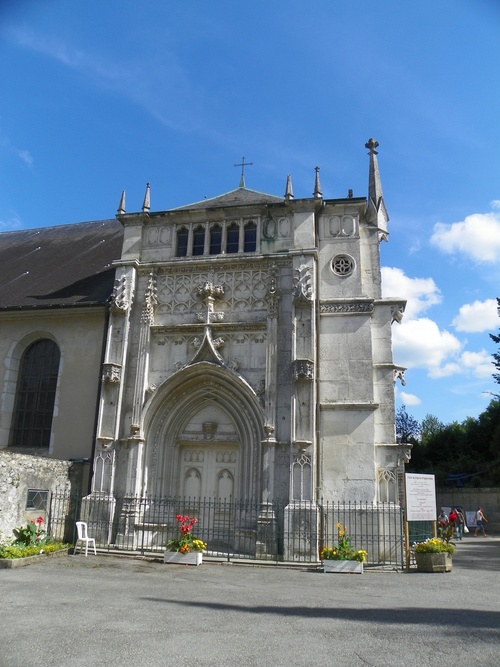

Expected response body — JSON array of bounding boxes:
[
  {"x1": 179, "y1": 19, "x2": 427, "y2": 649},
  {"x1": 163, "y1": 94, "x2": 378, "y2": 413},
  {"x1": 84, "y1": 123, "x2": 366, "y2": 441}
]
[
  {"x1": 234, "y1": 156, "x2": 253, "y2": 188},
  {"x1": 196, "y1": 282, "x2": 225, "y2": 324}
]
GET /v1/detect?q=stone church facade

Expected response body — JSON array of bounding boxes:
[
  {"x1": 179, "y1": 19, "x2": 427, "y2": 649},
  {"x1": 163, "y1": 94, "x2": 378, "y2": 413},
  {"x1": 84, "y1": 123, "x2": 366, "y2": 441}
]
[
  {"x1": 91, "y1": 139, "x2": 408, "y2": 550},
  {"x1": 0, "y1": 139, "x2": 409, "y2": 557}
]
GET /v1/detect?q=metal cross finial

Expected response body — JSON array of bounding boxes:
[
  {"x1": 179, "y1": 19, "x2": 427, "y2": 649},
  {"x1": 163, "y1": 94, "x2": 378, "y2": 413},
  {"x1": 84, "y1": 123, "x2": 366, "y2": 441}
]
[{"x1": 234, "y1": 156, "x2": 253, "y2": 187}]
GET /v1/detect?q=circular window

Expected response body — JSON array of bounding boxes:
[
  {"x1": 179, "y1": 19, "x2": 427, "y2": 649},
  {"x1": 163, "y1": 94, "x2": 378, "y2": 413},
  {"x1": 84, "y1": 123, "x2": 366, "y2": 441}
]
[{"x1": 331, "y1": 254, "x2": 355, "y2": 277}]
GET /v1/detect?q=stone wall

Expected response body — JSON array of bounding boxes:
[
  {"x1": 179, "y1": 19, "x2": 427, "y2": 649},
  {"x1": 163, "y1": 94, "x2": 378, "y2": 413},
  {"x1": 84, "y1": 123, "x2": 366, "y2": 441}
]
[
  {"x1": 0, "y1": 451, "x2": 74, "y2": 542},
  {"x1": 437, "y1": 487, "x2": 500, "y2": 533}
]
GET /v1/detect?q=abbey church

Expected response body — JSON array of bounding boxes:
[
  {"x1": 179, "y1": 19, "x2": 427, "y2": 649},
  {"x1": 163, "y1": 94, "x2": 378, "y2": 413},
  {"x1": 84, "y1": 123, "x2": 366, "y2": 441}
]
[{"x1": 0, "y1": 140, "x2": 409, "y2": 557}]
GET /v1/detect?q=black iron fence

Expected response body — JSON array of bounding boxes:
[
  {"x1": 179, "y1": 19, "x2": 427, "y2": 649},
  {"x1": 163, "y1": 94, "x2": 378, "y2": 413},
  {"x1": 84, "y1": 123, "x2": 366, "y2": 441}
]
[{"x1": 47, "y1": 492, "x2": 405, "y2": 568}]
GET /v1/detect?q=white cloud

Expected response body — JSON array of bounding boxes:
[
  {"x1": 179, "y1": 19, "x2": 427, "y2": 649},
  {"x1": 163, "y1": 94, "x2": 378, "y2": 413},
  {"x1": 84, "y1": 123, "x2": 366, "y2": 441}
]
[
  {"x1": 452, "y1": 299, "x2": 498, "y2": 333},
  {"x1": 460, "y1": 350, "x2": 494, "y2": 379},
  {"x1": 392, "y1": 317, "x2": 462, "y2": 377},
  {"x1": 381, "y1": 267, "x2": 441, "y2": 319},
  {"x1": 9, "y1": 27, "x2": 204, "y2": 134},
  {"x1": 16, "y1": 148, "x2": 33, "y2": 167},
  {"x1": 0, "y1": 134, "x2": 34, "y2": 168},
  {"x1": 491, "y1": 200, "x2": 500, "y2": 210},
  {"x1": 430, "y1": 211, "x2": 500, "y2": 263},
  {"x1": 399, "y1": 391, "x2": 421, "y2": 406},
  {"x1": 0, "y1": 211, "x2": 23, "y2": 231}
]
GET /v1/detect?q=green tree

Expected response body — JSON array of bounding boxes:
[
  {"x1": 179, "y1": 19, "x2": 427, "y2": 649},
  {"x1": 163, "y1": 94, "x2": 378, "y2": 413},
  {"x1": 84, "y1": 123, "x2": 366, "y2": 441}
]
[
  {"x1": 420, "y1": 414, "x2": 445, "y2": 446},
  {"x1": 395, "y1": 405, "x2": 420, "y2": 443},
  {"x1": 490, "y1": 297, "x2": 500, "y2": 392}
]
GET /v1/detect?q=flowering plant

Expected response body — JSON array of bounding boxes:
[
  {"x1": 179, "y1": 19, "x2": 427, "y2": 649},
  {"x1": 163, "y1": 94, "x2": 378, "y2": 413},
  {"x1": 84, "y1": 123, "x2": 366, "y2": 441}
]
[
  {"x1": 413, "y1": 538, "x2": 455, "y2": 555},
  {"x1": 0, "y1": 516, "x2": 69, "y2": 559},
  {"x1": 166, "y1": 515, "x2": 207, "y2": 554},
  {"x1": 320, "y1": 523, "x2": 367, "y2": 563},
  {"x1": 13, "y1": 516, "x2": 47, "y2": 547}
]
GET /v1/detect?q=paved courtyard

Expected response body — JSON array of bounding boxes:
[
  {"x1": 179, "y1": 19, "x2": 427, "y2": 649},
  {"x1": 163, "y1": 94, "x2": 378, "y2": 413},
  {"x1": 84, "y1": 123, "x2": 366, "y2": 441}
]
[{"x1": 1, "y1": 536, "x2": 499, "y2": 667}]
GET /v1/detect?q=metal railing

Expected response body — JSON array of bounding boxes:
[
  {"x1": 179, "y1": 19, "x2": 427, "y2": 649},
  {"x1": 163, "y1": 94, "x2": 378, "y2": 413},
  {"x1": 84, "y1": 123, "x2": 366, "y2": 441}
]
[{"x1": 47, "y1": 492, "x2": 405, "y2": 568}]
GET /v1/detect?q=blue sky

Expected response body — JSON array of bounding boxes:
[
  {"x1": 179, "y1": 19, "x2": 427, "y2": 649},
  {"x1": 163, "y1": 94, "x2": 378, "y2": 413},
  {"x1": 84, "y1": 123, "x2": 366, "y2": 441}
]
[{"x1": 1, "y1": 0, "x2": 500, "y2": 426}]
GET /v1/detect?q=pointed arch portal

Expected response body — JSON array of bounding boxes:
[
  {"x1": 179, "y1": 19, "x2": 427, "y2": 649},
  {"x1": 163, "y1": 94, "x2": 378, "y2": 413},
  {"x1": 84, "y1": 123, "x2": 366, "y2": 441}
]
[{"x1": 143, "y1": 362, "x2": 264, "y2": 501}]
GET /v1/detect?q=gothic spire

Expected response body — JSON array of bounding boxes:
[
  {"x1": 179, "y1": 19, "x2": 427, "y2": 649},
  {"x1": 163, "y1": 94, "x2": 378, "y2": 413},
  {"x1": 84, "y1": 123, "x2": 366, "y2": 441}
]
[
  {"x1": 142, "y1": 182, "x2": 151, "y2": 213},
  {"x1": 365, "y1": 138, "x2": 389, "y2": 239},
  {"x1": 284, "y1": 174, "x2": 294, "y2": 200},
  {"x1": 117, "y1": 190, "x2": 126, "y2": 215},
  {"x1": 313, "y1": 166, "x2": 322, "y2": 199}
]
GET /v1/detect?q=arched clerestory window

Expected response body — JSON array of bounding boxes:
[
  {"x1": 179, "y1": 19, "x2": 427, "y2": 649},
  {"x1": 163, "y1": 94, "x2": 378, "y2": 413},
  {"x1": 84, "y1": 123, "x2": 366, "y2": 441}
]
[
  {"x1": 176, "y1": 227, "x2": 188, "y2": 257},
  {"x1": 226, "y1": 223, "x2": 239, "y2": 254},
  {"x1": 9, "y1": 339, "x2": 60, "y2": 449},
  {"x1": 243, "y1": 222, "x2": 257, "y2": 252},
  {"x1": 192, "y1": 226, "x2": 205, "y2": 256},
  {"x1": 209, "y1": 224, "x2": 222, "y2": 255}
]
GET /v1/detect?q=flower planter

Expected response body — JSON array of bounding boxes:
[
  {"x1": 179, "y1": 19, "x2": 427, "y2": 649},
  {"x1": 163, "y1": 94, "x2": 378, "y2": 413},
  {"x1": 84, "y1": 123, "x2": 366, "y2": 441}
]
[
  {"x1": 163, "y1": 551, "x2": 203, "y2": 566},
  {"x1": 323, "y1": 560, "x2": 363, "y2": 574},
  {"x1": 415, "y1": 552, "x2": 452, "y2": 573},
  {"x1": 0, "y1": 548, "x2": 70, "y2": 569}
]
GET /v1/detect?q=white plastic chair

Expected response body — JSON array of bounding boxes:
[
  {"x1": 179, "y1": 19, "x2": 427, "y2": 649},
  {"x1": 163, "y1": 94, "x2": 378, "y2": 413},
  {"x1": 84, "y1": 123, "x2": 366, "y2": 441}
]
[{"x1": 75, "y1": 521, "x2": 96, "y2": 557}]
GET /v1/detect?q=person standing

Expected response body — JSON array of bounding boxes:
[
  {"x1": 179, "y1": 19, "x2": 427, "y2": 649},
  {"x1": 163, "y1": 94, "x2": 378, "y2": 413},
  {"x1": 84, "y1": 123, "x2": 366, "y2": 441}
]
[
  {"x1": 474, "y1": 507, "x2": 488, "y2": 537},
  {"x1": 455, "y1": 507, "x2": 467, "y2": 539},
  {"x1": 449, "y1": 508, "x2": 458, "y2": 538},
  {"x1": 438, "y1": 508, "x2": 449, "y2": 539}
]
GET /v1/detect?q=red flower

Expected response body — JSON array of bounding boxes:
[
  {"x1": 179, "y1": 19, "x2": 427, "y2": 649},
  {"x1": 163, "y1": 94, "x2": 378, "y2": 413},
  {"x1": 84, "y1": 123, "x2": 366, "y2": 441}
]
[{"x1": 36, "y1": 516, "x2": 44, "y2": 525}]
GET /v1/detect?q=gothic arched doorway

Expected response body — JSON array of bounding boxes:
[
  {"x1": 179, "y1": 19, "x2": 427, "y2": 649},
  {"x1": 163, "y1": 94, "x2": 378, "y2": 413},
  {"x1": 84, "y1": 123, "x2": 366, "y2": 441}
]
[
  {"x1": 145, "y1": 364, "x2": 263, "y2": 500},
  {"x1": 143, "y1": 363, "x2": 264, "y2": 554}
]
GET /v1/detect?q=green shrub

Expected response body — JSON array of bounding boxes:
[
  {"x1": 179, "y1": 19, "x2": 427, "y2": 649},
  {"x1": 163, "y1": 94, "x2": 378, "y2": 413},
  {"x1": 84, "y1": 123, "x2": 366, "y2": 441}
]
[
  {"x1": 413, "y1": 538, "x2": 455, "y2": 555},
  {"x1": 0, "y1": 542, "x2": 70, "y2": 559}
]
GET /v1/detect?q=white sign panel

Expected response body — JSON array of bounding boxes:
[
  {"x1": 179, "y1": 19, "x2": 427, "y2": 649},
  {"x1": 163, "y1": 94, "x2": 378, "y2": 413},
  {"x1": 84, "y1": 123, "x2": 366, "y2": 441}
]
[{"x1": 405, "y1": 473, "x2": 436, "y2": 521}]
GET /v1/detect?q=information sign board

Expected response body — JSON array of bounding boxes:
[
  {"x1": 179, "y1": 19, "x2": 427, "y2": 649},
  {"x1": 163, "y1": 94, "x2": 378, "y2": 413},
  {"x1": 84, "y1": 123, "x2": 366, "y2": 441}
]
[{"x1": 405, "y1": 473, "x2": 436, "y2": 521}]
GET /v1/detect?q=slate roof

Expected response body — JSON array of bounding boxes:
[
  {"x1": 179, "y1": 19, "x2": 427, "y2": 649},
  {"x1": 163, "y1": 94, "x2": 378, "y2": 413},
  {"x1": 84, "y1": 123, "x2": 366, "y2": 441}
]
[
  {"x1": 0, "y1": 219, "x2": 124, "y2": 310},
  {"x1": 173, "y1": 186, "x2": 284, "y2": 211}
]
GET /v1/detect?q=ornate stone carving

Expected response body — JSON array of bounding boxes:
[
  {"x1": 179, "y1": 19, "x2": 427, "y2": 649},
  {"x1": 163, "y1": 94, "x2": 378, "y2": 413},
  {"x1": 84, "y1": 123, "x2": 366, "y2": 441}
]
[
  {"x1": 293, "y1": 265, "x2": 313, "y2": 302},
  {"x1": 397, "y1": 445, "x2": 412, "y2": 466},
  {"x1": 393, "y1": 369, "x2": 406, "y2": 386},
  {"x1": 216, "y1": 451, "x2": 237, "y2": 463},
  {"x1": 110, "y1": 275, "x2": 131, "y2": 312},
  {"x1": 141, "y1": 272, "x2": 157, "y2": 325},
  {"x1": 197, "y1": 281, "x2": 224, "y2": 300},
  {"x1": 328, "y1": 214, "x2": 357, "y2": 238},
  {"x1": 293, "y1": 359, "x2": 314, "y2": 381},
  {"x1": 183, "y1": 449, "x2": 204, "y2": 462},
  {"x1": 264, "y1": 424, "x2": 275, "y2": 439},
  {"x1": 227, "y1": 358, "x2": 240, "y2": 371},
  {"x1": 262, "y1": 215, "x2": 276, "y2": 239},
  {"x1": 320, "y1": 301, "x2": 374, "y2": 314},
  {"x1": 265, "y1": 263, "x2": 279, "y2": 319},
  {"x1": 331, "y1": 254, "x2": 355, "y2": 276},
  {"x1": 391, "y1": 304, "x2": 405, "y2": 324},
  {"x1": 156, "y1": 266, "x2": 273, "y2": 315},
  {"x1": 193, "y1": 335, "x2": 224, "y2": 350},
  {"x1": 197, "y1": 311, "x2": 224, "y2": 323},
  {"x1": 202, "y1": 422, "x2": 218, "y2": 440},
  {"x1": 196, "y1": 281, "x2": 225, "y2": 325},
  {"x1": 102, "y1": 363, "x2": 122, "y2": 383}
]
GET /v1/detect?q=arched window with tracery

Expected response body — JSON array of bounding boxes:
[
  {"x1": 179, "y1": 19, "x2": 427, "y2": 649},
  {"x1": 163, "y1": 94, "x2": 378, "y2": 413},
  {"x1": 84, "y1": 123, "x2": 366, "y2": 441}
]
[{"x1": 9, "y1": 339, "x2": 60, "y2": 449}]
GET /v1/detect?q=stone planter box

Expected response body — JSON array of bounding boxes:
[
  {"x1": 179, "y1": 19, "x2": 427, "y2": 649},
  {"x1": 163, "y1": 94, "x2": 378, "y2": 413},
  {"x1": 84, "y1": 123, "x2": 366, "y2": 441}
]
[
  {"x1": 163, "y1": 551, "x2": 203, "y2": 566},
  {"x1": 0, "y1": 548, "x2": 70, "y2": 569},
  {"x1": 323, "y1": 560, "x2": 363, "y2": 574},
  {"x1": 415, "y1": 552, "x2": 452, "y2": 573}
]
